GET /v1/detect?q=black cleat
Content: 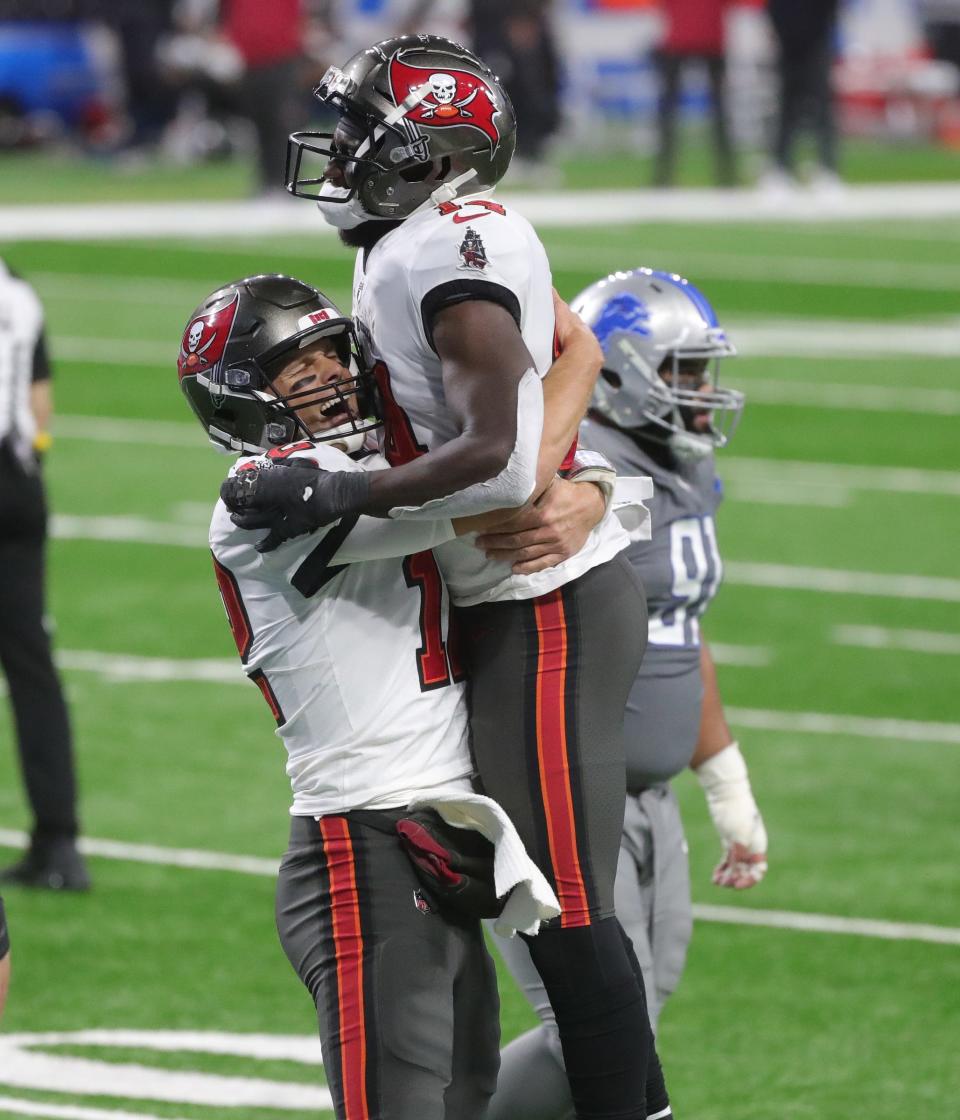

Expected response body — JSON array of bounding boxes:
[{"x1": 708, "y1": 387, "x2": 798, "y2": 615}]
[{"x1": 0, "y1": 839, "x2": 91, "y2": 891}]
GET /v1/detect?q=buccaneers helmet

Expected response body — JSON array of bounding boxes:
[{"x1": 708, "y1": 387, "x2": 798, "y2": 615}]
[
  {"x1": 572, "y1": 269, "x2": 744, "y2": 461},
  {"x1": 286, "y1": 34, "x2": 516, "y2": 228},
  {"x1": 177, "y1": 274, "x2": 379, "y2": 455}
]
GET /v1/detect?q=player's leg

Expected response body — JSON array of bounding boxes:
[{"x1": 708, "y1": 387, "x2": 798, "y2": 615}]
[
  {"x1": 0, "y1": 472, "x2": 84, "y2": 889},
  {"x1": 485, "y1": 921, "x2": 573, "y2": 1120},
  {"x1": 443, "y1": 917, "x2": 500, "y2": 1118},
  {"x1": 276, "y1": 813, "x2": 493, "y2": 1120},
  {"x1": 459, "y1": 555, "x2": 665, "y2": 1119},
  {"x1": 642, "y1": 787, "x2": 693, "y2": 1019},
  {"x1": 486, "y1": 823, "x2": 673, "y2": 1120},
  {"x1": 706, "y1": 54, "x2": 736, "y2": 186}
]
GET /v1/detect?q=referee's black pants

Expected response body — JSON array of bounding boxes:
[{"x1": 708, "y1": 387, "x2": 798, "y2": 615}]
[
  {"x1": 456, "y1": 555, "x2": 669, "y2": 1120},
  {"x1": 0, "y1": 457, "x2": 78, "y2": 843}
]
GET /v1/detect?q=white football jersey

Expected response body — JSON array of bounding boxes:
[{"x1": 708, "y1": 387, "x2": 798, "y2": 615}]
[
  {"x1": 353, "y1": 194, "x2": 632, "y2": 607},
  {"x1": 209, "y1": 443, "x2": 472, "y2": 816}
]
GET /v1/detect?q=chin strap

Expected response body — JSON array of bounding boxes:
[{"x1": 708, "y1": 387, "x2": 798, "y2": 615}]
[{"x1": 407, "y1": 167, "x2": 480, "y2": 220}]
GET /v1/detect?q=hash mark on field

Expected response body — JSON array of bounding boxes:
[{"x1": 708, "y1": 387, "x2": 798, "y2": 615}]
[
  {"x1": 2, "y1": 828, "x2": 958, "y2": 943},
  {"x1": 832, "y1": 625, "x2": 960, "y2": 656}
]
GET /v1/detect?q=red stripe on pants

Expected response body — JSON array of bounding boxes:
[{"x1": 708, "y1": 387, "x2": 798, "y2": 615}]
[
  {"x1": 319, "y1": 817, "x2": 369, "y2": 1118},
  {"x1": 533, "y1": 591, "x2": 591, "y2": 927}
]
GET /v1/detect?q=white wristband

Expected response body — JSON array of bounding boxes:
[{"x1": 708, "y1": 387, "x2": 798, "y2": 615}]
[{"x1": 695, "y1": 741, "x2": 767, "y2": 855}]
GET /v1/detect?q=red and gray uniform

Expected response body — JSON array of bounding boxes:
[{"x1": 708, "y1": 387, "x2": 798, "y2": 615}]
[
  {"x1": 489, "y1": 419, "x2": 723, "y2": 1120},
  {"x1": 210, "y1": 442, "x2": 498, "y2": 1120},
  {"x1": 353, "y1": 197, "x2": 669, "y2": 1119}
]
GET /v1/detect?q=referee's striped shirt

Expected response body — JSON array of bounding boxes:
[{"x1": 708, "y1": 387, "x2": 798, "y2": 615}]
[{"x1": 0, "y1": 258, "x2": 50, "y2": 464}]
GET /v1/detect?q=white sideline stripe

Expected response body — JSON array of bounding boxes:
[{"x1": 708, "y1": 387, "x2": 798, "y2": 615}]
[
  {"x1": 832, "y1": 625, "x2": 960, "y2": 656},
  {"x1": 0, "y1": 1099, "x2": 191, "y2": 1120},
  {"x1": 56, "y1": 650, "x2": 244, "y2": 684},
  {"x1": 5, "y1": 183, "x2": 960, "y2": 241},
  {"x1": 725, "y1": 706, "x2": 960, "y2": 745},
  {"x1": 690, "y1": 904, "x2": 960, "y2": 946},
  {"x1": 725, "y1": 562, "x2": 960, "y2": 603},
  {"x1": 1, "y1": 827, "x2": 956, "y2": 946}
]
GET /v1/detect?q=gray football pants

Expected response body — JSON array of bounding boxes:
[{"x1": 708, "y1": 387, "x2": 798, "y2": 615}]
[
  {"x1": 276, "y1": 812, "x2": 500, "y2": 1120},
  {"x1": 487, "y1": 786, "x2": 692, "y2": 1120}
]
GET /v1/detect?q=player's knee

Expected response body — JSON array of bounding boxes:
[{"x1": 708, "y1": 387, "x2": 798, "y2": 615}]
[{"x1": 524, "y1": 918, "x2": 648, "y2": 1019}]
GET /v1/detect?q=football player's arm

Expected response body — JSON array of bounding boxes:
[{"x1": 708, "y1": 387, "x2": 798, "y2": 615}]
[
  {"x1": 691, "y1": 639, "x2": 768, "y2": 889},
  {"x1": 361, "y1": 298, "x2": 544, "y2": 517},
  {"x1": 30, "y1": 328, "x2": 53, "y2": 454}
]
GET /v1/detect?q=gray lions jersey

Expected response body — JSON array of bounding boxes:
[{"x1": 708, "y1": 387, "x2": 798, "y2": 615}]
[
  {"x1": 210, "y1": 443, "x2": 473, "y2": 817},
  {"x1": 353, "y1": 194, "x2": 632, "y2": 607},
  {"x1": 580, "y1": 417, "x2": 724, "y2": 789}
]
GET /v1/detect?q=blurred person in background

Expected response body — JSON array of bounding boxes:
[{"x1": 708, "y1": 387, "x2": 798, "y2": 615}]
[
  {"x1": 763, "y1": 0, "x2": 842, "y2": 192},
  {"x1": 0, "y1": 260, "x2": 89, "y2": 893},
  {"x1": 107, "y1": 0, "x2": 179, "y2": 154},
  {"x1": 166, "y1": 0, "x2": 309, "y2": 195},
  {"x1": 405, "y1": 0, "x2": 562, "y2": 181},
  {"x1": 920, "y1": 0, "x2": 960, "y2": 70},
  {"x1": 653, "y1": 0, "x2": 737, "y2": 187},
  {"x1": 478, "y1": 268, "x2": 768, "y2": 1120}
]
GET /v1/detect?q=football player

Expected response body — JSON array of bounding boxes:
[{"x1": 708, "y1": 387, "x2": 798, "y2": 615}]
[
  {"x1": 180, "y1": 272, "x2": 621, "y2": 1120},
  {"x1": 223, "y1": 35, "x2": 670, "y2": 1120},
  {"x1": 481, "y1": 268, "x2": 769, "y2": 1120}
]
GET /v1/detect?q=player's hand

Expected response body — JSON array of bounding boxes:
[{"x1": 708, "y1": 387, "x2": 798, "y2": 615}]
[
  {"x1": 220, "y1": 458, "x2": 370, "y2": 553},
  {"x1": 694, "y1": 742, "x2": 768, "y2": 890},
  {"x1": 474, "y1": 477, "x2": 605, "y2": 574}
]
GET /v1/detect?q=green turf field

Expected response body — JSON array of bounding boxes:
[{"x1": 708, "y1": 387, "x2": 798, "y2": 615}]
[{"x1": 0, "y1": 197, "x2": 958, "y2": 1120}]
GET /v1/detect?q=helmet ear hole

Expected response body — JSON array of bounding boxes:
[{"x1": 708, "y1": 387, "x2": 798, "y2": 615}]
[
  {"x1": 399, "y1": 160, "x2": 434, "y2": 183},
  {"x1": 601, "y1": 368, "x2": 623, "y2": 389}
]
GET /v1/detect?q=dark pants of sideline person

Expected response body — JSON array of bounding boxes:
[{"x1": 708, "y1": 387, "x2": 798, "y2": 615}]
[
  {"x1": 771, "y1": 31, "x2": 838, "y2": 173},
  {"x1": 654, "y1": 51, "x2": 737, "y2": 187},
  {"x1": 0, "y1": 454, "x2": 79, "y2": 848}
]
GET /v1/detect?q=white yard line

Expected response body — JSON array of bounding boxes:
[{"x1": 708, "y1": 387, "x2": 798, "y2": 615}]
[
  {"x1": 0, "y1": 1099, "x2": 193, "y2": 1120},
  {"x1": 832, "y1": 625, "x2": 960, "y2": 656},
  {"x1": 0, "y1": 827, "x2": 955, "y2": 945},
  {"x1": 727, "y1": 318, "x2": 960, "y2": 358},
  {"x1": 724, "y1": 562, "x2": 960, "y2": 603},
  {"x1": 5, "y1": 183, "x2": 960, "y2": 241},
  {"x1": 706, "y1": 643, "x2": 773, "y2": 667},
  {"x1": 48, "y1": 513, "x2": 960, "y2": 602},
  {"x1": 720, "y1": 458, "x2": 960, "y2": 498},
  {"x1": 730, "y1": 379, "x2": 960, "y2": 414},
  {"x1": 50, "y1": 415, "x2": 960, "y2": 499},
  {"x1": 724, "y1": 706, "x2": 960, "y2": 744},
  {"x1": 55, "y1": 650, "x2": 244, "y2": 685},
  {"x1": 689, "y1": 904, "x2": 960, "y2": 947}
]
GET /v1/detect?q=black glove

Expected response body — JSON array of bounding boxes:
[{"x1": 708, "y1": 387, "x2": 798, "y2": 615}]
[
  {"x1": 396, "y1": 811, "x2": 503, "y2": 920},
  {"x1": 220, "y1": 458, "x2": 371, "y2": 553}
]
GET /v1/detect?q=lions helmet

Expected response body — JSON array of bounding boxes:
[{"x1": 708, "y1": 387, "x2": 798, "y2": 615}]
[
  {"x1": 572, "y1": 268, "x2": 744, "y2": 461},
  {"x1": 286, "y1": 34, "x2": 516, "y2": 228},
  {"x1": 177, "y1": 274, "x2": 379, "y2": 455}
]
